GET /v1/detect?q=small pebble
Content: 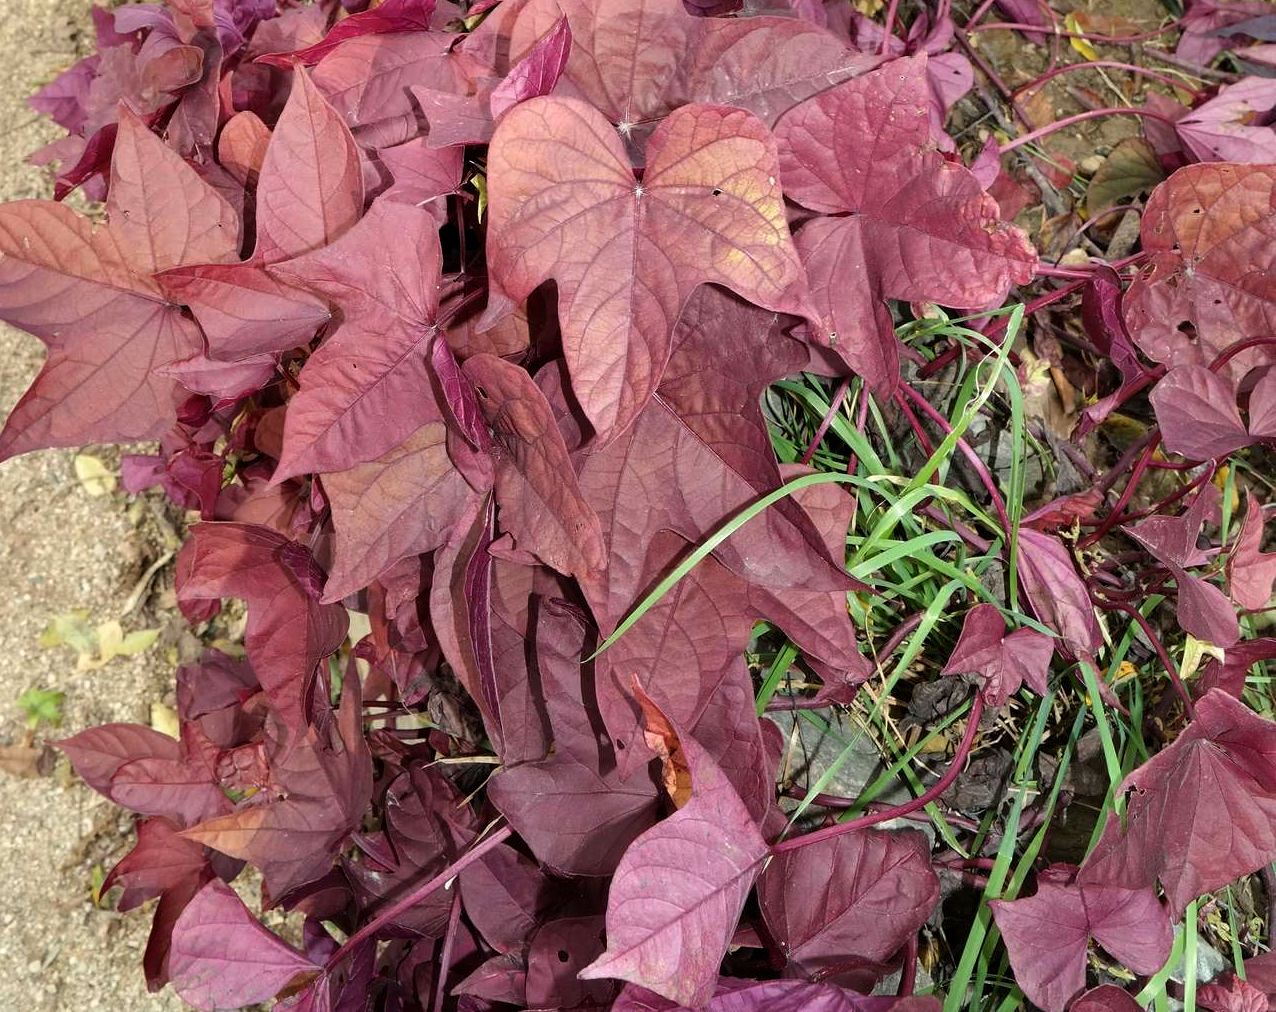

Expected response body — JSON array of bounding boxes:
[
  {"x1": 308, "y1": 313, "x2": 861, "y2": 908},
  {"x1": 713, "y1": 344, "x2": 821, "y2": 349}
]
[{"x1": 1079, "y1": 155, "x2": 1105, "y2": 177}]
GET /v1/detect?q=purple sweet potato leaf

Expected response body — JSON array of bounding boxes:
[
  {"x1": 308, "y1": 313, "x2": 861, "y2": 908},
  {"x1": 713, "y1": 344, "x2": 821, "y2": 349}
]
[
  {"x1": 107, "y1": 107, "x2": 240, "y2": 272},
  {"x1": 458, "y1": 842, "x2": 551, "y2": 955},
  {"x1": 453, "y1": 952, "x2": 526, "y2": 1005},
  {"x1": 156, "y1": 261, "x2": 332, "y2": 363},
  {"x1": 487, "y1": 753, "x2": 661, "y2": 877},
  {"x1": 58, "y1": 723, "x2": 184, "y2": 798},
  {"x1": 175, "y1": 524, "x2": 348, "y2": 729},
  {"x1": 616, "y1": 980, "x2": 942, "y2": 1011},
  {"x1": 490, "y1": 17, "x2": 571, "y2": 120},
  {"x1": 1198, "y1": 637, "x2": 1276, "y2": 698},
  {"x1": 105, "y1": 817, "x2": 214, "y2": 913},
  {"x1": 1070, "y1": 986, "x2": 1145, "y2": 1012},
  {"x1": 1080, "y1": 688, "x2": 1276, "y2": 916},
  {"x1": 1178, "y1": 78, "x2": 1276, "y2": 163},
  {"x1": 1251, "y1": 368, "x2": 1276, "y2": 440},
  {"x1": 1229, "y1": 492, "x2": 1276, "y2": 610},
  {"x1": 577, "y1": 287, "x2": 854, "y2": 632},
  {"x1": 1197, "y1": 976, "x2": 1272, "y2": 1012},
  {"x1": 169, "y1": 880, "x2": 320, "y2": 1010},
  {"x1": 495, "y1": 0, "x2": 877, "y2": 130},
  {"x1": 256, "y1": 68, "x2": 363, "y2": 265},
  {"x1": 377, "y1": 137, "x2": 463, "y2": 213},
  {"x1": 1016, "y1": 529, "x2": 1101, "y2": 658},
  {"x1": 311, "y1": 31, "x2": 479, "y2": 139},
  {"x1": 156, "y1": 67, "x2": 362, "y2": 362},
  {"x1": 321, "y1": 421, "x2": 478, "y2": 603},
  {"x1": 940, "y1": 603, "x2": 1053, "y2": 706},
  {"x1": 257, "y1": 0, "x2": 438, "y2": 69},
  {"x1": 1124, "y1": 164, "x2": 1276, "y2": 382},
  {"x1": 217, "y1": 110, "x2": 270, "y2": 187},
  {"x1": 1178, "y1": 0, "x2": 1274, "y2": 66},
  {"x1": 758, "y1": 827, "x2": 939, "y2": 976},
  {"x1": 0, "y1": 113, "x2": 240, "y2": 459},
  {"x1": 597, "y1": 532, "x2": 864, "y2": 788},
  {"x1": 345, "y1": 764, "x2": 478, "y2": 937},
  {"x1": 774, "y1": 55, "x2": 1036, "y2": 394},
  {"x1": 58, "y1": 723, "x2": 230, "y2": 827},
  {"x1": 462, "y1": 352, "x2": 606, "y2": 578},
  {"x1": 526, "y1": 915, "x2": 614, "y2": 1008},
  {"x1": 268, "y1": 201, "x2": 447, "y2": 480},
  {"x1": 182, "y1": 674, "x2": 373, "y2": 899},
  {"x1": 1173, "y1": 566, "x2": 1241, "y2": 647},
  {"x1": 1150, "y1": 366, "x2": 1253, "y2": 460},
  {"x1": 103, "y1": 817, "x2": 219, "y2": 990},
  {"x1": 579, "y1": 710, "x2": 768, "y2": 1006},
  {"x1": 1123, "y1": 484, "x2": 1220, "y2": 569},
  {"x1": 991, "y1": 873, "x2": 1172, "y2": 1012},
  {"x1": 29, "y1": 54, "x2": 99, "y2": 134},
  {"x1": 484, "y1": 96, "x2": 811, "y2": 442}
]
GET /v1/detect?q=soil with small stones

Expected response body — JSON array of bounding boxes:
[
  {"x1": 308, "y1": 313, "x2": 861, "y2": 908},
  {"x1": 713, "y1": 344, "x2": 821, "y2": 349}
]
[{"x1": 0, "y1": 2, "x2": 183, "y2": 1008}]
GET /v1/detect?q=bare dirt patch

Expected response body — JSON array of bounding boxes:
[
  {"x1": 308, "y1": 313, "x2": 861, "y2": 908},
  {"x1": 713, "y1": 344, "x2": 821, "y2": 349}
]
[{"x1": 0, "y1": 2, "x2": 182, "y2": 1008}]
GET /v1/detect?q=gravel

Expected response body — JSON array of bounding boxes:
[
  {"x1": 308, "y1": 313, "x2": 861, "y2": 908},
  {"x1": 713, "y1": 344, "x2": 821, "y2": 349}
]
[{"x1": 0, "y1": 2, "x2": 185, "y2": 1007}]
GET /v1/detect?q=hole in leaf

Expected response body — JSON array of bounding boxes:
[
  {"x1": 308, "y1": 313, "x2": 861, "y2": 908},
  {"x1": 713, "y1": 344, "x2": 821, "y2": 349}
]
[
  {"x1": 557, "y1": 950, "x2": 570, "y2": 963},
  {"x1": 711, "y1": 187, "x2": 722, "y2": 197}
]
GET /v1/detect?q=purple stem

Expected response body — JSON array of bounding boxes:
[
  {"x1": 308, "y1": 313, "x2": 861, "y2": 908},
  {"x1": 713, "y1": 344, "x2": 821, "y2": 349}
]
[
  {"x1": 430, "y1": 889, "x2": 464, "y2": 1012},
  {"x1": 964, "y1": 0, "x2": 999, "y2": 30},
  {"x1": 879, "y1": 0, "x2": 901, "y2": 54},
  {"x1": 1000, "y1": 108, "x2": 1180, "y2": 154},
  {"x1": 1210, "y1": 336, "x2": 1276, "y2": 374},
  {"x1": 800, "y1": 377, "x2": 851, "y2": 467},
  {"x1": 969, "y1": 20, "x2": 1181, "y2": 42},
  {"x1": 898, "y1": 933, "x2": 919, "y2": 997},
  {"x1": 1015, "y1": 60, "x2": 1202, "y2": 100},
  {"x1": 920, "y1": 504, "x2": 992, "y2": 552},
  {"x1": 897, "y1": 383, "x2": 1011, "y2": 536},
  {"x1": 327, "y1": 824, "x2": 513, "y2": 969},
  {"x1": 846, "y1": 392, "x2": 870, "y2": 476},
  {"x1": 1094, "y1": 429, "x2": 1160, "y2": 496},
  {"x1": 1035, "y1": 264, "x2": 1101, "y2": 280},
  {"x1": 879, "y1": 611, "x2": 924, "y2": 660},
  {"x1": 1112, "y1": 601, "x2": 1195, "y2": 718},
  {"x1": 895, "y1": 391, "x2": 938, "y2": 457},
  {"x1": 772, "y1": 694, "x2": 985, "y2": 854},
  {"x1": 1081, "y1": 433, "x2": 1160, "y2": 548}
]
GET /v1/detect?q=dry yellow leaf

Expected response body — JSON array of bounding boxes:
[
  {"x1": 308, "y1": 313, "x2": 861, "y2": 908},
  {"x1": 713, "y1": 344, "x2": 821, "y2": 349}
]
[{"x1": 73, "y1": 454, "x2": 116, "y2": 497}]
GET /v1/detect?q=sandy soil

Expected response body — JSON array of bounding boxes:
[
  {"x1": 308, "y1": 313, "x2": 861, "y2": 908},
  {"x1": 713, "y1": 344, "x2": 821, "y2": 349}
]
[{"x1": 0, "y1": 1, "x2": 184, "y2": 1008}]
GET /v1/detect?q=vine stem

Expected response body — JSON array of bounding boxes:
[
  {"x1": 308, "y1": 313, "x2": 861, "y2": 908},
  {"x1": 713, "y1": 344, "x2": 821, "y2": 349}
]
[
  {"x1": 1013, "y1": 59, "x2": 1202, "y2": 99},
  {"x1": 771, "y1": 694, "x2": 985, "y2": 854},
  {"x1": 1111, "y1": 601, "x2": 1196, "y2": 719},
  {"x1": 895, "y1": 390, "x2": 938, "y2": 457},
  {"x1": 430, "y1": 889, "x2": 463, "y2": 1012},
  {"x1": 1209, "y1": 335, "x2": 1276, "y2": 373},
  {"x1": 999, "y1": 107, "x2": 1180, "y2": 154},
  {"x1": 898, "y1": 933, "x2": 919, "y2": 997},
  {"x1": 799, "y1": 377, "x2": 851, "y2": 466},
  {"x1": 879, "y1": 0, "x2": 901, "y2": 54},
  {"x1": 327, "y1": 823, "x2": 512, "y2": 969},
  {"x1": 1081, "y1": 432, "x2": 1161, "y2": 548},
  {"x1": 896, "y1": 383, "x2": 1011, "y2": 536},
  {"x1": 1034, "y1": 264, "x2": 1100, "y2": 280},
  {"x1": 968, "y1": 20, "x2": 1180, "y2": 42},
  {"x1": 963, "y1": 0, "x2": 1000, "y2": 31},
  {"x1": 1094, "y1": 428, "x2": 1160, "y2": 496}
]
